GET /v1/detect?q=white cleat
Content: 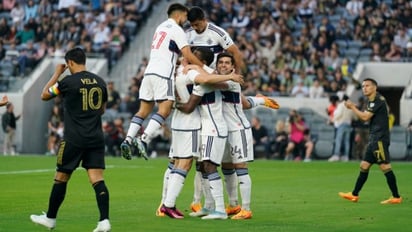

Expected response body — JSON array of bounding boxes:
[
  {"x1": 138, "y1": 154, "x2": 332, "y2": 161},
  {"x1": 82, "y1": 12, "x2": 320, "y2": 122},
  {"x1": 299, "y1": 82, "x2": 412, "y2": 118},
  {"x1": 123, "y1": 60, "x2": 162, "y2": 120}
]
[
  {"x1": 189, "y1": 208, "x2": 211, "y2": 217},
  {"x1": 93, "y1": 219, "x2": 111, "y2": 232},
  {"x1": 30, "y1": 212, "x2": 56, "y2": 230},
  {"x1": 201, "y1": 211, "x2": 228, "y2": 220}
]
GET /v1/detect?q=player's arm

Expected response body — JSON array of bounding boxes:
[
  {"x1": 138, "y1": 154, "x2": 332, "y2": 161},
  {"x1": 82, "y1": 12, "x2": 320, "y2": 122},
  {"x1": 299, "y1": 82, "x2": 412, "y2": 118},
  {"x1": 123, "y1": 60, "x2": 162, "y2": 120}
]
[
  {"x1": 226, "y1": 45, "x2": 246, "y2": 75},
  {"x1": 344, "y1": 100, "x2": 373, "y2": 121},
  {"x1": 41, "y1": 64, "x2": 67, "y2": 101},
  {"x1": 193, "y1": 70, "x2": 243, "y2": 85},
  {"x1": 176, "y1": 93, "x2": 201, "y2": 114},
  {"x1": 181, "y1": 46, "x2": 204, "y2": 67},
  {"x1": 0, "y1": 95, "x2": 8, "y2": 106}
]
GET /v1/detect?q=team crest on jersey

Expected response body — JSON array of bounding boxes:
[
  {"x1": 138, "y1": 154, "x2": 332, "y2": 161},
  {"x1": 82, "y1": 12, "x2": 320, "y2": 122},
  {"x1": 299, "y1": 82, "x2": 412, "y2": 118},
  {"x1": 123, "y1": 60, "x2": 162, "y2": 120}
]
[
  {"x1": 369, "y1": 102, "x2": 374, "y2": 108},
  {"x1": 207, "y1": 38, "x2": 212, "y2": 45}
]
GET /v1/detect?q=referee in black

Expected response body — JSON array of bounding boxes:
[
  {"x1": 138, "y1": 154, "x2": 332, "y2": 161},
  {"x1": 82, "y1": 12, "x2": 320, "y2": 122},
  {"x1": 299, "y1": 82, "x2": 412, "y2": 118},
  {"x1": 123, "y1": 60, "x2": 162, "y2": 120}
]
[
  {"x1": 30, "y1": 48, "x2": 111, "y2": 232},
  {"x1": 338, "y1": 78, "x2": 401, "y2": 204}
]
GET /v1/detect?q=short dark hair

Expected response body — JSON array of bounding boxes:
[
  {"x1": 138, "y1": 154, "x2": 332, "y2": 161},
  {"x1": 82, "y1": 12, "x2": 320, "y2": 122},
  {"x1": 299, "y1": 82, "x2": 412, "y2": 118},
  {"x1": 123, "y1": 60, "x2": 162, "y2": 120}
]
[
  {"x1": 65, "y1": 47, "x2": 86, "y2": 65},
  {"x1": 363, "y1": 78, "x2": 378, "y2": 86},
  {"x1": 217, "y1": 52, "x2": 235, "y2": 66},
  {"x1": 191, "y1": 47, "x2": 214, "y2": 66},
  {"x1": 188, "y1": 6, "x2": 205, "y2": 22},
  {"x1": 167, "y1": 3, "x2": 188, "y2": 16}
]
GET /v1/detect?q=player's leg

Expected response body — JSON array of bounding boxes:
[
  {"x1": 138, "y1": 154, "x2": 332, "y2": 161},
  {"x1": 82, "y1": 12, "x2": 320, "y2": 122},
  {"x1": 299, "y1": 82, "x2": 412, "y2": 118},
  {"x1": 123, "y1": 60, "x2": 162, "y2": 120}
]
[
  {"x1": 30, "y1": 141, "x2": 78, "y2": 229},
  {"x1": 83, "y1": 146, "x2": 111, "y2": 231},
  {"x1": 230, "y1": 129, "x2": 253, "y2": 220},
  {"x1": 221, "y1": 140, "x2": 240, "y2": 215},
  {"x1": 190, "y1": 161, "x2": 203, "y2": 212},
  {"x1": 378, "y1": 141, "x2": 402, "y2": 204},
  {"x1": 200, "y1": 136, "x2": 228, "y2": 220}
]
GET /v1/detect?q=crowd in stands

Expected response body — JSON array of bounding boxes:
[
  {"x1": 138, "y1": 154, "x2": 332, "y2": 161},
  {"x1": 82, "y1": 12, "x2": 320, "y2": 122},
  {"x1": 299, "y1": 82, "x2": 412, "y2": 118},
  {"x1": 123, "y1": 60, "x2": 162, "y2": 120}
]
[
  {"x1": 9, "y1": 0, "x2": 411, "y2": 157},
  {"x1": 185, "y1": 0, "x2": 412, "y2": 97},
  {"x1": 0, "y1": 0, "x2": 156, "y2": 91}
]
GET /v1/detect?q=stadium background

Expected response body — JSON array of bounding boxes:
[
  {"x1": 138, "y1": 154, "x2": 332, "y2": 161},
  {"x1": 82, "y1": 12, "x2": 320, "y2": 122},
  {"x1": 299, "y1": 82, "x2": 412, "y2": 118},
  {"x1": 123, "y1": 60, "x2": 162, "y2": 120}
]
[{"x1": 0, "y1": 0, "x2": 411, "y2": 159}]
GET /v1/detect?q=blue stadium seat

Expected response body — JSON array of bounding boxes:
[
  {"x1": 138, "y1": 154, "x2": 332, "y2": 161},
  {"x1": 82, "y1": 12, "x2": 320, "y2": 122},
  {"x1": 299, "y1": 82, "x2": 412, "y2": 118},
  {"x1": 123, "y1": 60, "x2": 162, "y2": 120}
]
[{"x1": 389, "y1": 126, "x2": 408, "y2": 160}]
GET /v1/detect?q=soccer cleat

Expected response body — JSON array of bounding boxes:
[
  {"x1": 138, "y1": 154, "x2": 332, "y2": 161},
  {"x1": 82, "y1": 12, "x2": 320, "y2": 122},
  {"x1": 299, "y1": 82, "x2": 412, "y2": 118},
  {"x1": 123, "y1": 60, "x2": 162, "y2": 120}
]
[
  {"x1": 120, "y1": 139, "x2": 133, "y2": 160},
  {"x1": 133, "y1": 137, "x2": 149, "y2": 160},
  {"x1": 201, "y1": 211, "x2": 228, "y2": 220},
  {"x1": 225, "y1": 205, "x2": 241, "y2": 215},
  {"x1": 190, "y1": 202, "x2": 202, "y2": 212},
  {"x1": 338, "y1": 192, "x2": 359, "y2": 202},
  {"x1": 93, "y1": 219, "x2": 111, "y2": 232},
  {"x1": 231, "y1": 209, "x2": 252, "y2": 220},
  {"x1": 189, "y1": 208, "x2": 211, "y2": 217},
  {"x1": 380, "y1": 197, "x2": 402, "y2": 204},
  {"x1": 30, "y1": 212, "x2": 56, "y2": 230},
  {"x1": 156, "y1": 203, "x2": 165, "y2": 217},
  {"x1": 256, "y1": 94, "x2": 280, "y2": 109},
  {"x1": 160, "y1": 204, "x2": 184, "y2": 219}
]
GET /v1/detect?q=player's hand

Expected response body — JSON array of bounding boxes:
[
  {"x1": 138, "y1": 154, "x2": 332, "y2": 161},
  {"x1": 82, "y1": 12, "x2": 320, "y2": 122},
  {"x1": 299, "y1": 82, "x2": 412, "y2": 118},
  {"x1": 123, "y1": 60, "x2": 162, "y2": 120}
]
[
  {"x1": 229, "y1": 70, "x2": 244, "y2": 85},
  {"x1": 55, "y1": 64, "x2": 68, "y2": 75},
  {"x1": 0, "y1": 95, "x2": 8, "y2": 105},
  {"x1": 344, "y1": 99, "x2": 354, "y2": 109}
]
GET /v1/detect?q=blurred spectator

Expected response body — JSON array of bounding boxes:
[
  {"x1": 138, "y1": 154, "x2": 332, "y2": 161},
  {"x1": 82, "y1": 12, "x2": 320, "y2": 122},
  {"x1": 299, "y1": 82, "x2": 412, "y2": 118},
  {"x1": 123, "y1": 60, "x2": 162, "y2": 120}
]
[
  {"x1": 336, "y1": 18, "x2": 352, "y2": 41},
  {"x1": 309, "y1": 79, "x2": 325, "y2": 98},
  {"x1": 2, "y1": 102, "x2": 21, "y2": 156},
  {"x1": 10, "y1": 3, "x2": 25, "y2": 29},
  {"x1": 47, "y1": 104, "x2": 63, "y2": 155},
  {"x1": 270, "y1": 119, "x2": 288, "y2": 160},
  {"x1": 103, "y1": 118, "x2": 125, "y2": 157},
  {"x1": 3, "y1": 0, "x2": 16, "y2": 11},
  {"x1": 251, "y1": 116, "x2": 271, "y2": 157},
  {"x1": 346, "y1": 0, "x2": 363, "y2": 16},
  {"x1": 123, "y1": 81, "x2": 140, "y2": 115},
  {"x1": 329, "y1": 95, "x2": 355, "y2": 162},
  {"x1": 284, "y1": 110, "x2": 313, "y2": 162},
  {"x1": 351, "y1": 96, "x2": 369, "y2": 160},
  {"x1": 24, "y1": 0, "x2": 39, "y2": 24},
  {"x1": 384, "y1": 42, "x2": 402, "y2": 62},
  {"x1": 106, "y1": 81, "x2": 121, "y2": 115},
  {"x1": 327, "y1": 95, "x2": 340, "y2": 125},
  {"x1": 290, "y1": 79, "x2": 309, "y2": 98},
  {"x1": 393, "y1": 27, "x2": 410, "y2": 53}
]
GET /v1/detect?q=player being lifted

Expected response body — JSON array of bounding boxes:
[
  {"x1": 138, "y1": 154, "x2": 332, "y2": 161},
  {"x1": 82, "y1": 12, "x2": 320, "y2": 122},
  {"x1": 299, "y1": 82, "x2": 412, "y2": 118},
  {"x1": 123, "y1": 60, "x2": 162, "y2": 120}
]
[{"x1": 120, "y1": 3, "x2": 204, "y2": 160}]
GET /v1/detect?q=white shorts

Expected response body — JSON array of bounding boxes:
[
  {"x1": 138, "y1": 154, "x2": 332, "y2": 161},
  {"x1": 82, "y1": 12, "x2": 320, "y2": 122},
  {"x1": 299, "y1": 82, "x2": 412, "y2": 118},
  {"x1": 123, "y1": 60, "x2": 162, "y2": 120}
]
[
  {"x1": 200, "y1": 135, "x2": 227, "y2": 165},
  {"x1": 169, "y1": 130, "x2": 200, "y2": 159},
  {"x1": 222, "y1": 129, "x2": 254, "y2": 163},
  {"x1": 140, "y1": 74, "x2": 174, "y2": 101}
]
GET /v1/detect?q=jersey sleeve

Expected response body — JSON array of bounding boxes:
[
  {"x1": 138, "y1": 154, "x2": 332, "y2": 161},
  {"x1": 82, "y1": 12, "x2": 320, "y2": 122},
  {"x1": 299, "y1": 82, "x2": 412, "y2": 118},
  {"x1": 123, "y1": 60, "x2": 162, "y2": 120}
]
[
  {"x1": 173, "y1": 26, "x2": 190, "y2": 50},
  {"x1": 217, "y1": 28, "x2": 235, "y2": 50},
  {"x1": 192, "y1": 84, "x2": 205, "y2": 97},
  {"x1": 187, "y1": 70, "x2": 200, "y2": 83},
  {"x1": 366, "y1": 97, "x2": 385, "y2": 114}
]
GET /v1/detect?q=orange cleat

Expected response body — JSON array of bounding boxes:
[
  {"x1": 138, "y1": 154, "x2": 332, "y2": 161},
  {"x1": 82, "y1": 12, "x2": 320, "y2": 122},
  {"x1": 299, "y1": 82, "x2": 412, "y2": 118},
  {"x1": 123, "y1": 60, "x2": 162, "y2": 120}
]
[
  {"x1": 380, "y1": 197, "x2": 402, "y2": 204},
  {"x1": 231, "y1": 209, "x2": 252, "y2": 220},
  {"x1": 225, "y1": 205, "x2": 241, "y2": 215},
  {"x1": 190, "y1": 202, "x2": 202, "y2": 213},
  {"x1": 338, "y1": 192, "x2": 359, "y2": 202},
  {"x1": 256, "y1": 94, "x2": 280, "y2": 109}
]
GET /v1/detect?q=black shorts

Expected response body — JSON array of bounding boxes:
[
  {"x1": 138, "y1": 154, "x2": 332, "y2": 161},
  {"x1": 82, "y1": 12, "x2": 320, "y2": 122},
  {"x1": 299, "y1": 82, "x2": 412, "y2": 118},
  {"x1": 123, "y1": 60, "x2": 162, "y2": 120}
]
[
  {"x1": 56, "y1": 139, "x2": 106, "y2": 173},
  {"x1": 364, "y1": 140, "x2": 390, "y2": 164}
]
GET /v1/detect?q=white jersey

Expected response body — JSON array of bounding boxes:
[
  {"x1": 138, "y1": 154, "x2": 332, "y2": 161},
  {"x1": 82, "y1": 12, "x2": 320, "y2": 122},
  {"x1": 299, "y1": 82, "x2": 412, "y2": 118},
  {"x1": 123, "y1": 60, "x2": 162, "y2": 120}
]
[
  {"x1": 192, "y1": 84, "x2": 228, "y2": 137},
  {"x1": 145, "y1": 18, "x2": 189, "y2": 79},
  {"x1": 221, "y1": 82, "x2": 251, "y2": 132},
  {"x1": 171, "y1": 66, "x2": 201, "y2": 130},
  {"x1": 186, "y1": 23, "x2": 234, "y2": 68}
]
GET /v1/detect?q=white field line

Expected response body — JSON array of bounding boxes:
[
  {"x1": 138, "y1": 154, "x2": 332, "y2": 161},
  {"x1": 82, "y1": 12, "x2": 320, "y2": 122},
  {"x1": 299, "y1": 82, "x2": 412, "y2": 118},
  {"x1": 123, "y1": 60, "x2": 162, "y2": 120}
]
[{"x1": 0, "y1": 165, "x2": 153, "y2": 175}]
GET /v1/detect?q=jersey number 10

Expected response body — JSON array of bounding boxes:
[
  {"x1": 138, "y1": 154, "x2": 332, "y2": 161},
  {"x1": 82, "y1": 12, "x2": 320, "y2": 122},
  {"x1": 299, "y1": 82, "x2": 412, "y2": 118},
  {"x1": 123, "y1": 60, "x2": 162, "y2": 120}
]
[{"x1": 80, "y1": 87, "x2": 103, "y2": 111}]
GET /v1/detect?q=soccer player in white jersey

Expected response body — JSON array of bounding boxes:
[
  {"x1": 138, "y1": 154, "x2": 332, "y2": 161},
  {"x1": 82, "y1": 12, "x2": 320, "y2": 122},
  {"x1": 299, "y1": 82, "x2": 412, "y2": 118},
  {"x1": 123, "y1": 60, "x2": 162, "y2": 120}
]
[
  {"x1": 218, "y1": 53, "x2": 254, "y2": 220},
  {"x1": 120, "y1": 3, "x2": 204, "y2": 160},
  {"x1": 159, "y1": 48, "x2": 243, "y2": 219},
  {"x1": 187, "y1": 6, "x2": 245, "y2": 72},
  {"x1": 186, "y1": 6, "x2": 279, "y2": 213}
]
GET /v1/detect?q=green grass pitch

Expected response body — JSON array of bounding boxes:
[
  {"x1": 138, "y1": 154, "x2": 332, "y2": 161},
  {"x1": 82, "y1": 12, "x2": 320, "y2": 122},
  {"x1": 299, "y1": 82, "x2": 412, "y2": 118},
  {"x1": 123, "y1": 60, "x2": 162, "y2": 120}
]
[{"x1": 0, "y1": 155, "x2": 410, "y2": 232}]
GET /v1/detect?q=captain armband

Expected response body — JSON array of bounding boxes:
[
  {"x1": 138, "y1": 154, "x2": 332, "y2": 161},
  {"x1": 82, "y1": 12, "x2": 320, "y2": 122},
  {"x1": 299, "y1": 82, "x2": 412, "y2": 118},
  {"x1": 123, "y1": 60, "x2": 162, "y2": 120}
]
[{"x1": 48, "y1": 83, "x2": 61, "y2": 97}]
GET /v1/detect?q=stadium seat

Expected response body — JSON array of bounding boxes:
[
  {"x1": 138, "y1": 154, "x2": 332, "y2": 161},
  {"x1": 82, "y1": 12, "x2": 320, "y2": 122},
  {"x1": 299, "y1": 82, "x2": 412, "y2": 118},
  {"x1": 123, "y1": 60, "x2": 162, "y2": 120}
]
[
  {"x1": 389, "y1": 126, "x2": 408, "y2": 160},
  {"x1": 347, "y1": 40, "x2": 363, "y2": 50},
  {"x1": 255, "y1": 107, "x2": 277, "y2": 137},
  {"x1": 313, "y1": 124, "x2": 335, "y2": 159}
]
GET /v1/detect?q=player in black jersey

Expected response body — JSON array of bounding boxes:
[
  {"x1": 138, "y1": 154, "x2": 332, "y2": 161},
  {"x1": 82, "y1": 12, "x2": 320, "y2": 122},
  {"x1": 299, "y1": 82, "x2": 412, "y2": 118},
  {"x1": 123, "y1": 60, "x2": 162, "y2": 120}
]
[
  {"x1": 30, "y1": 48, "x2": 111, "y2": 232},
  {"x1": 339, "y1": 78, "x2": 402, "y2": 204}
]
